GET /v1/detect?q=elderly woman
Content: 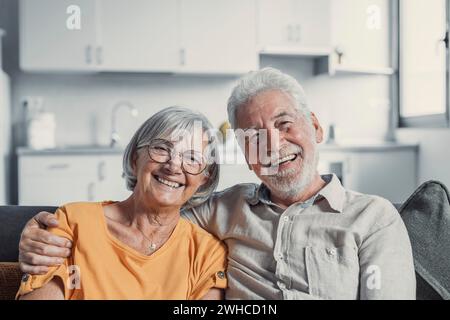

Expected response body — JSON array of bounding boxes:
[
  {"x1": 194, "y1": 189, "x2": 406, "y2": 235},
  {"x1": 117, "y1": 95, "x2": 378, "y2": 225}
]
[{"x1": 16, "y1": 106, "x2": 226, "y2": 300}]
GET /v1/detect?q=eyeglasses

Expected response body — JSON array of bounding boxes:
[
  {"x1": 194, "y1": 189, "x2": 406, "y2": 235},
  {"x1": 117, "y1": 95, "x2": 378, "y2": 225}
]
[{"x1": 141, "y1": 139, "x2": 207, "y2": 175}]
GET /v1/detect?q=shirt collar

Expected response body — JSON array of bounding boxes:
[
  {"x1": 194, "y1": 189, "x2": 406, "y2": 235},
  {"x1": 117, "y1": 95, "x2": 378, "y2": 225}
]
[
  {"x1": 316, "y1": 174, "x2": 345, "y2": 213},
  {"x1": 248, "y1": 174, "x2": 345, "y2": 213}
]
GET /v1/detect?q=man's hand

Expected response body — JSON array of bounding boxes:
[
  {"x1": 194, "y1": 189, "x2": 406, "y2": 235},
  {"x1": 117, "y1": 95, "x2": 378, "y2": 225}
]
[{"x1": 18, "y1": 211, "x2": 72, "y2": 275}]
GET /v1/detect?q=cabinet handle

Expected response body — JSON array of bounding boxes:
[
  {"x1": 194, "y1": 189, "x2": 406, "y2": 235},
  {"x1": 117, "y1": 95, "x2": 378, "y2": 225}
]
[
  {"x1": 85, "y1": 45, "x2": 92, "y2": 64},
  {"x1": 439, "y1": 30, "x2": 449, "y2": 49},
  {"x1": 179, "y1": 48, "x2": 186, "y2": 66},
  {"x1": 96, "y1": 46, "x2": 103, "y2": 65},
  {"x1": 87, "y1": 182, "x2": 95, "y2": 201},
  {"x1": 47, "y1": 164, "x2": 70, "y2": 170},
  {"x1": 295, "y1": 24, "x2": 301, "y2": 43},
  {"x1": 287, "y1": 24, "x2": 293, "y2": 42},
  {"x1": 334, "y1": 47, "x2": 345, "y2": 65},
  {"x1": 98, "y1": 161, "x2": 106, "y2": 182}
]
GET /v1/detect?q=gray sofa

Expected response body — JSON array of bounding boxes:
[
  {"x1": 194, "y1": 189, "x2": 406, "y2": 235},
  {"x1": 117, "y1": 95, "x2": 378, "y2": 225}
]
[
  {"x1": 0, "y1": 206, "x2": 57, "y2": 262},
  {"x1": 0, "y1": 184, "x2": 448, "y2": 300}
]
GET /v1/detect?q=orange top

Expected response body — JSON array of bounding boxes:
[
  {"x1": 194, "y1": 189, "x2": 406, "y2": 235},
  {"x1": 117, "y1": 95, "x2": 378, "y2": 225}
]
[{"x1": 16, "y1": 202, "x2": 227, "y2": 300}]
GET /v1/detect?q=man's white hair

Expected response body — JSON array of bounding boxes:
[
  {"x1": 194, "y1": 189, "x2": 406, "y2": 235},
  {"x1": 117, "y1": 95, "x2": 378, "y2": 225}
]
[{"x1": 227, "y1": 67, "x2": 311, "y2": 129}]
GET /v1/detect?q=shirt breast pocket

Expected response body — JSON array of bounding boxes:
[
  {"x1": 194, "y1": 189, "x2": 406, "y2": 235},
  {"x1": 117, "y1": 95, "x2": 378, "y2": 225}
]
[{"x1": 305, "y1": 245, "x2": 360, "y2": 299}]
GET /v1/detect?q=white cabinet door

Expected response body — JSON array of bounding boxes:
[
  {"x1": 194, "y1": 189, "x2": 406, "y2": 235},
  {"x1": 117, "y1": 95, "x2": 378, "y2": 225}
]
[
  {"x1": 19, "y1": 155, "x2": 98, "y2": 205},
  {"x1": 346, "y1": 150, "x2": 417, "y2": 204},
  {"x1": 96, "y1": 155, "x2": 131, "y2": 200},
  {"x1": 19, "y1": 0, "x2": 97, "y2": 71},
  {"x1": 258, "y1": 0, "x2": 331, "y2": 50},
  {"x1": 18, "y1": 154, "x2": 131, "y2": 205},
  {"x1": 20, "y1": 176, "x2": 96, "y2": 206},
  {"x1": 97, "y1": 0, "x2": 179, "y2": 72},
  {"x1": 178, "y1": 0, "x2": 258, "y2": 73},
  {"x1": 331, "y1": 0, "x2": 391, "y2": 68},
  {"x1": 319, "y1": 148, "x2": 417, "y2": 204}
]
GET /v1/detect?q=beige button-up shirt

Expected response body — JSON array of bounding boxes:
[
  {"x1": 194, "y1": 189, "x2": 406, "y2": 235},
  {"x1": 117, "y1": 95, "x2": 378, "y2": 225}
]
[{"x1": 183, "y1": 174, "x2": 416, "y2": 300}]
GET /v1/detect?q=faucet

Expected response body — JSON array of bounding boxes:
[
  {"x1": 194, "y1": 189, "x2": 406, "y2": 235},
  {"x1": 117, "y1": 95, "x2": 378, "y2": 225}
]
[{"x1": 110, "y1": 101, "x2": 138, "y2": 148}]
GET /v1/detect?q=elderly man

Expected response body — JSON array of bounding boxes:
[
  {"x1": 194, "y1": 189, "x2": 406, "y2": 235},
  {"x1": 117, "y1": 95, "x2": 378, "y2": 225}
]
[{"x1": 18, "y1": 68, "x2": 416, "y2": 300}]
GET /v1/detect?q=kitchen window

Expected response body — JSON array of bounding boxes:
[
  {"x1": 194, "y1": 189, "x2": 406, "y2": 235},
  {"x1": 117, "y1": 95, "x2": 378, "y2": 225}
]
[{"x1": 398, "y1": 0, "x2": 450, "y2": 127}]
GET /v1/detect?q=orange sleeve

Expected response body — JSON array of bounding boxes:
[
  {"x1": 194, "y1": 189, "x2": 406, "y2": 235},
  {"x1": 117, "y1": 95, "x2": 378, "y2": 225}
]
[
  {"x1": 16, "y1": 206, "x2": 75, "y2": 299},
  {"x1": 189, "y1": 239, "x2": 228, "y2": 300}
]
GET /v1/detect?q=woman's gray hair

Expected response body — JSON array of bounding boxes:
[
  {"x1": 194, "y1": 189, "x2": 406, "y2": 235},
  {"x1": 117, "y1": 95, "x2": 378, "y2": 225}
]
[
  {"x1": 227, "y1": 67, "x2": 311, "y2": 129},
  {"x1": 122, "y1": 106, "x2": 220, "y2": 209}
]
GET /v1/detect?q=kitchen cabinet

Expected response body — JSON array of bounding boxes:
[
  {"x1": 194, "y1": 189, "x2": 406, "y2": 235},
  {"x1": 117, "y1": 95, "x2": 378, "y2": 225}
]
[
  {"x1": 216, "y1": 143, "x2": 418, "y2": 204},
  {"x1": 316, "y1": 0, "x2": 394, "y2": 75},
  {"x1": 257, "y1": 0, "x2": 332, "y2": 56},
  {"x1": 318, "y1": 144, "x2": 418, "y2": 204},
  {"x1": 257, "y1": 0, "x2": 393, "y2": 74},
  {"x1": 332, "y1": 0, "x2": 391, "y2": 69},
  {"x1": 97, "y1": 0, "x2": 179, "y2": 72},
  {"x1": 20, "y1": 0, "x2": 179, "y2": 73},
  {"x1": 178, "y1": 0, "x2": 258, "y2": 74},
  {"x1": 95, "y1": 154, "x2": 132, "y2": 201},
  {"x1": 19, "y1": 0, "x2": 393, "y2": 74},
  {"x1": 18, "y1": 151, "x2": 130, "y2": 206},
  {"x1": 19, "y1": 0, "x2": 98, "y2": 72}
]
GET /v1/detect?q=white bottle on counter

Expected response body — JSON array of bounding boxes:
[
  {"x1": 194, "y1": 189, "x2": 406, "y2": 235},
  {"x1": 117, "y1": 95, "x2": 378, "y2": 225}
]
[
  {"x1": 0, "y1": 28, "x2": 11, "y2": 204},
  {"x1": 25, "y1": 98, "x2": 56, "y2": 150}
]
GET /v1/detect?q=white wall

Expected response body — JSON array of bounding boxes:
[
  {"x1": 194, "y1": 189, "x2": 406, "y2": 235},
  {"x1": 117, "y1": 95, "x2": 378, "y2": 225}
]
[
  {"x1": 9, "y1": 59, "x2": 393, "y2": 147},
  {"x1": 12, "y1": 73, "x2": 237, "y2": 147}
]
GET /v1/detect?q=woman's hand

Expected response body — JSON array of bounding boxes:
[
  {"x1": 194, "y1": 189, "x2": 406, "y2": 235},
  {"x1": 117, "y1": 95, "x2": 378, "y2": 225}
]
[{"x1": 18, "y1": 211, "x2": 73, "y2": 275}]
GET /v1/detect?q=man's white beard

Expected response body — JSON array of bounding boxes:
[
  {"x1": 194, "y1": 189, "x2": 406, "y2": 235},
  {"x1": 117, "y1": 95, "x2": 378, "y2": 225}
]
[{"x1": 264, "y1": 145, "x2": 319, "y2": 201}]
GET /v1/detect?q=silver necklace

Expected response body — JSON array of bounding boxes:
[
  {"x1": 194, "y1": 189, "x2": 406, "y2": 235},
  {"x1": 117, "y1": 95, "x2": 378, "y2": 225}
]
[
  {"x1": 135, "y1": 227, "x2": 158, "y2": 252},
  {"x1": 126, "y1": 211, "x2": 178, "y2": 253}
]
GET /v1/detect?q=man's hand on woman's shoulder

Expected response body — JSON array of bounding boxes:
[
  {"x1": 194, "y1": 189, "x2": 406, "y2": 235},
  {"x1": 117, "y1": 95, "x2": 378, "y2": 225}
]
[{"x1": 18, "y1": 211, "x2": 73, "y2": 275}]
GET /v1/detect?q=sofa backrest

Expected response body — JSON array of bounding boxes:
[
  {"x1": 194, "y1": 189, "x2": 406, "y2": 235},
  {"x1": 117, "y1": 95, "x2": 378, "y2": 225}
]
[
  {"x1": 0, "y1": 206, "x2": 57, "y2": 262},
  {"x1": 0, "y1": 201, "x2": 447, "y2": 300}
]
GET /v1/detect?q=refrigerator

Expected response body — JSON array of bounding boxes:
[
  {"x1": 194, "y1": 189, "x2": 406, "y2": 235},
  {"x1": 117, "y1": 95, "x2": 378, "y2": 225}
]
[{"x1": 0, "y1": 29, "x2": 11, "y2": 204}]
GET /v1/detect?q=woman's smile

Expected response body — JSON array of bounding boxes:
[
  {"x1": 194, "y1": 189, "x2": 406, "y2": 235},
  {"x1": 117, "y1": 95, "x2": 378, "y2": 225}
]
[{"x1": 152, "y1": 174, "x2": 185, "y2": 190}]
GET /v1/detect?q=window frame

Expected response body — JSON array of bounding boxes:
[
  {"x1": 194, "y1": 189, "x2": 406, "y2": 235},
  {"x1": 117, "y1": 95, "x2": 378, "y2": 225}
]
[{"x1": 397, "y1": 0, "x2": 450, "y2": 128}]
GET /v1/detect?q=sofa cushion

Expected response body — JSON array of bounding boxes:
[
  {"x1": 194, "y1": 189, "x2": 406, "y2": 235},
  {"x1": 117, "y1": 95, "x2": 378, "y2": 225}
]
[
  {"x1": 0, "y1": 206, "x2": 57, "y2": 262},
  {"x1": 399, "y1": 180, "x2": 450, "y2": 300},
  {"x1": 0, "y1": 263, "x2": 22, "y2": 300}
]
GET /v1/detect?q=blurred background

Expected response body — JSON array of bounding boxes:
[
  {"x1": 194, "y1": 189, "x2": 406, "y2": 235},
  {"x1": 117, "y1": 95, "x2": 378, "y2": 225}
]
[{"x1": 0, "y1": 0, "x2": 449, "y2": 206}]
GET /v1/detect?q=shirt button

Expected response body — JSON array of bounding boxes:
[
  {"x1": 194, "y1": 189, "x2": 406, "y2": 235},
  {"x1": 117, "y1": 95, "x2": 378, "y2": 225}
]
[
  {"x1": 283, "y1": 216, "x2": 289, "y2": 222},
  {"x1": 278, "y1": 253, "x2": 284, "y2": 261},
  {"x1": 217, "y1": 271, "x2": 225, "y2": 279},
  {"x1": 21, "y1": 274, "x2": 30, "y2": 282},
  {"x1": 326, "y1": 248, "x2": 336, "y2": 256},
  {"x1": 278, "y1": 282, "x2": 286, "y2": 290}
]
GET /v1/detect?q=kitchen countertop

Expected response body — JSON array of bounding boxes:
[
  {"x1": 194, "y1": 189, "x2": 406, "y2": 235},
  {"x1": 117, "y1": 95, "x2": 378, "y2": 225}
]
[
  {"x1": 17, "y1": 146, "x2": 125, "y2": 156},
  {"x1": 318, "y1": 142, "x2": 419, "y2": 152},
  {"x1": 17, "y1": 142, "x2": 419, "y2": 156}
]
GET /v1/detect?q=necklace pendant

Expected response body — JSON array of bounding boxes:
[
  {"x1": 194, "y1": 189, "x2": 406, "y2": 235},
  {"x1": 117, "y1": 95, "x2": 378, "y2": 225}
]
[{"x1": 149, "y1": 243, "x2": 157, "y2": 251}]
